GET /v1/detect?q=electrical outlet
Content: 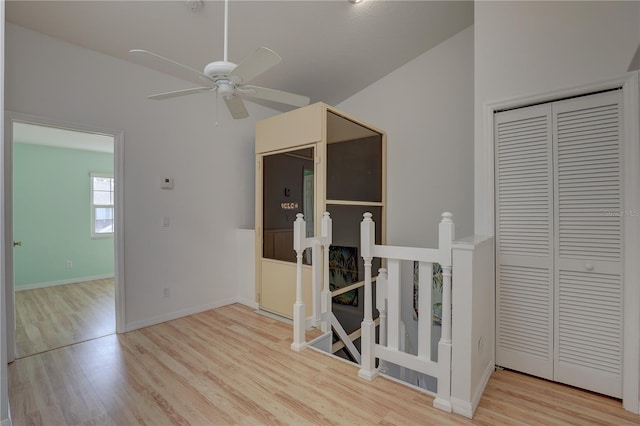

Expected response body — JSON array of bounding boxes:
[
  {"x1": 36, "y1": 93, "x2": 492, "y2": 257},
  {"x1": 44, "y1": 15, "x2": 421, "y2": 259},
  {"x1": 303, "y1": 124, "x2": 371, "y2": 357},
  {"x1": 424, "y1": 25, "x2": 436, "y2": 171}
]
[
  {"x1": 163, "y1": 288, "x2": 170, "y2": 298},
  {"x1": 160, "y1": 177, "x2": 174, "y2": 189},
  {"x1": 66, "y1": 260, "x2": 73, "y2": 269}
]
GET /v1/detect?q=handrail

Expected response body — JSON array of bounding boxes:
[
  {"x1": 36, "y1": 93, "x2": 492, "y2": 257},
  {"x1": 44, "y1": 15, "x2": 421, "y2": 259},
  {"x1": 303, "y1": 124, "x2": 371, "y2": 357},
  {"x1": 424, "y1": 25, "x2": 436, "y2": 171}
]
[
  {"x1": 330, "y1": 277, "x2": 376, "y2": 298},
  {"x1": 358, "y1": 212, "x2": 455, "y2": 413}
]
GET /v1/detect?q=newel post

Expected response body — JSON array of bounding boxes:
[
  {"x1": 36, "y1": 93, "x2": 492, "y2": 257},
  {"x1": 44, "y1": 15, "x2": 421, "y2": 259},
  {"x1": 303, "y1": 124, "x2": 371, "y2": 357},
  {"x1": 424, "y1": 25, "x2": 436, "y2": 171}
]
[
  {"x1": 358, "y1": 212, "x2": 378, "y2": 381},
  {"x1": 434, "y1": 212, "x2": 454, "y2": 412},
  {"x1": 321, "y1": 212, "x2": 332, "y2": 332},
  {"x1": 291, "y1": 213, "x2": 307, "y2": 351}
]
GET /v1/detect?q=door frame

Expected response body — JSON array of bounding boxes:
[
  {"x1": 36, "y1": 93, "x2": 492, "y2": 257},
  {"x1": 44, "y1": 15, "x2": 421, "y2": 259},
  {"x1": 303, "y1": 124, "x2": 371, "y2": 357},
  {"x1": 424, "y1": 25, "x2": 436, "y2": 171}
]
[
  {"x1": 4, "y1": 111, "x2": 126, "y2": 362},
  {"x1": 484, "y1": 72, "x2": 640, "y2": 412}
]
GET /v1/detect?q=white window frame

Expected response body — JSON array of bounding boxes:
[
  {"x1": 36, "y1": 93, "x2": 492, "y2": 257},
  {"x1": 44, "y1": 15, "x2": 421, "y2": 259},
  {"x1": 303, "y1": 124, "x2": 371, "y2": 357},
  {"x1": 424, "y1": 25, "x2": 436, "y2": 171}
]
[{"x1": 90, "y1": 172, "x2": 114, "y2": 238}]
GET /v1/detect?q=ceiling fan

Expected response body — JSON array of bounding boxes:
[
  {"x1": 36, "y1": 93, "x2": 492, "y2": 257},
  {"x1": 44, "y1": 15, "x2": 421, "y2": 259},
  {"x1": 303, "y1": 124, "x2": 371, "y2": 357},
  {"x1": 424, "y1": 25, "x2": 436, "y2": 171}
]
[{"x1": 129, "y1": 0, "x2": 310, "y2": 119}]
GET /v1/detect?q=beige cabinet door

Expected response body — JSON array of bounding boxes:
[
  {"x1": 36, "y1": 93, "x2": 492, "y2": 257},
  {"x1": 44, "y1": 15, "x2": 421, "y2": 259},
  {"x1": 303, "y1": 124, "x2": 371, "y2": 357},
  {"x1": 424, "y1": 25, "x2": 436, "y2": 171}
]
[{"x1": 258, "y1": 146, "x2": 316, "y2": 318}]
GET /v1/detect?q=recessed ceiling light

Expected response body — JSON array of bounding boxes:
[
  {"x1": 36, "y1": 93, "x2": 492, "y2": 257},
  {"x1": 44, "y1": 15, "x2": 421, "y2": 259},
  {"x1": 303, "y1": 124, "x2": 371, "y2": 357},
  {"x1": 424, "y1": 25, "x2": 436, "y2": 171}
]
[{"x1": 349, "y1": 0, "x2": 364, "y2": 4}]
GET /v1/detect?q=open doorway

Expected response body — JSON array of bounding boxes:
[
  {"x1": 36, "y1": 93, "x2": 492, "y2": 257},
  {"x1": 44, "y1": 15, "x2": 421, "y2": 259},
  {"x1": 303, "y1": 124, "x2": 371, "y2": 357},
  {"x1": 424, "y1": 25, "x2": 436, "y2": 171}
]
[{"x1": 4, "y1": 113, "x2": 125, "y2": 360}]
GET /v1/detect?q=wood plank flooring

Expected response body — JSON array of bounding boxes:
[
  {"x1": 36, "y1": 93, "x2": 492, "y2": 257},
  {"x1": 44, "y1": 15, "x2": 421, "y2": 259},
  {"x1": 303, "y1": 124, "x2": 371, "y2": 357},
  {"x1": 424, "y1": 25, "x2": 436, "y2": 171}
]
[
  {"x1": 14, "y1": 278, "x2": 115, "y2": 358},
  {"x1": 8, "y1": 304, "x2": 639, "y2": 425}
]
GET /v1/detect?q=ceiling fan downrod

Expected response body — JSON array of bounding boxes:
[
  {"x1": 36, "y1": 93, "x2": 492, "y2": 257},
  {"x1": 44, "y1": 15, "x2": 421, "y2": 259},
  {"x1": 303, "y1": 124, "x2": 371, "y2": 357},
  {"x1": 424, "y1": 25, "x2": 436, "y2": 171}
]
[{"x1": 223, "y1": 0, "x2": 229, "y2": 62}]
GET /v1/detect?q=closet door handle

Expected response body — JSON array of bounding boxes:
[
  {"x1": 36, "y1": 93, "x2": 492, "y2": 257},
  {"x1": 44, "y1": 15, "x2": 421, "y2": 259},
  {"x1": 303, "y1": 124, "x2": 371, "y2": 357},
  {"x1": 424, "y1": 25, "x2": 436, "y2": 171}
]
[{"x1": 585, "y1": 263, "x2": 594, "y2": 271}]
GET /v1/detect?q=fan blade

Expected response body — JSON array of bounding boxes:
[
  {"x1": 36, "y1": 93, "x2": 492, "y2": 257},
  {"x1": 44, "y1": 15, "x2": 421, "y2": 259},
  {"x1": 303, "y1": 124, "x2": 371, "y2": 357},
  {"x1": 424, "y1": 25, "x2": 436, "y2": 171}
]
[
  {"x1": 129, "y1": 49, "x2": 214, "y2": 86},
  {"x1": 229, "y1": 47, "x2": 281, "y2": 84},
  {"x1": 224, "y1": 96, "x2": 249, "y2": 119},
  {"x1": 241, "y1": 85, "x2": 310, "y2": 107},
  {"x1": 147, "y1": 87, "x2": 213, "y2": 100}
]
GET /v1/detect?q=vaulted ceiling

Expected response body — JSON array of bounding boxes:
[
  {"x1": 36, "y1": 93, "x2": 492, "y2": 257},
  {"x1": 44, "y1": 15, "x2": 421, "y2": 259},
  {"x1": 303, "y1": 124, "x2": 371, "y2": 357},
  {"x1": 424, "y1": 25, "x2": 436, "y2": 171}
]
[{"x1": 6, "y1": 1, "x2": 473, "y2": 109}]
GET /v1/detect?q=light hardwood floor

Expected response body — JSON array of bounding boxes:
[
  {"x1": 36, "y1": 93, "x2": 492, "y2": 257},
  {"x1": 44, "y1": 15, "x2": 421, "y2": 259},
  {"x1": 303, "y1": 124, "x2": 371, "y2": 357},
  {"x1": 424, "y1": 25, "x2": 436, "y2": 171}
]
[
  {"x1": 14, "y1": 278, "x2": 115, "y2": 358},
  {"x1": 8, "y1": 304, "x2": 639, "y2": 425}
]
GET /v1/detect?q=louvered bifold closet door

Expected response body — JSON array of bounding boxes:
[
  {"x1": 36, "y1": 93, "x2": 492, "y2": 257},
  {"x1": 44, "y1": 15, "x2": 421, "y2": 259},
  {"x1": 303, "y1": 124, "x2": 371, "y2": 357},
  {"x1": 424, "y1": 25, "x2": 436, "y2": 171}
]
[
  {"x1": 495, "y1": 104, "x2": 554, "y2": 380},
  {"x1": 552, "y1": 90, "x2": 623, "y2": 398}
]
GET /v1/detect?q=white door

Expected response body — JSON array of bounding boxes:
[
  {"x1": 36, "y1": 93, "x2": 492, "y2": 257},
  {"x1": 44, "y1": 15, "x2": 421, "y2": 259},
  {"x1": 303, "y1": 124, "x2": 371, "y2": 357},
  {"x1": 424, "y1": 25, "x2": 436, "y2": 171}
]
[
  {"x1": 495, "y1": 90, "x2": 623, "y2": 398},
  {"x1": 495, "y1": 103, "x2": 554, "y2": 380},
  {"x1": 552, "y1": 91, "x2": 623, "y2": 397}
]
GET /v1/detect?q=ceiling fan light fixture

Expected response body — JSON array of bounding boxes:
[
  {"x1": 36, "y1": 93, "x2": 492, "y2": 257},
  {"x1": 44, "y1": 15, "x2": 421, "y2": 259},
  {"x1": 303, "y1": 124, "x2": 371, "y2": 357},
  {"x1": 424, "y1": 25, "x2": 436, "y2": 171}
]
[{"x1": 217, "y1": 81, "x2": 235, "y2": 98}]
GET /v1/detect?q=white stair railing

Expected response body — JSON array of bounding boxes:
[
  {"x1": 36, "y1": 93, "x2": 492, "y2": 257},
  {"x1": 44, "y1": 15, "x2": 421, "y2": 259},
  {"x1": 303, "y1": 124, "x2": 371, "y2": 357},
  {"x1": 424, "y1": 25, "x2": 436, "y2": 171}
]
[
  {"x1": 291, "y1": 212, "x2": 332, "y2": 351},
  {"x1": 358, "y1": 212, "x2": 455, "y2": 413}
]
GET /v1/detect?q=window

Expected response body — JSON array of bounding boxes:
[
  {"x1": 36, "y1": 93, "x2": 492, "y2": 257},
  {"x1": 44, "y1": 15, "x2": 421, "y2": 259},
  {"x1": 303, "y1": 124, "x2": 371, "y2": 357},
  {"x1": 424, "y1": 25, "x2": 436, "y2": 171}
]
[{"x1": 91, "y1": 173, "x2": 114, "y2": 237}]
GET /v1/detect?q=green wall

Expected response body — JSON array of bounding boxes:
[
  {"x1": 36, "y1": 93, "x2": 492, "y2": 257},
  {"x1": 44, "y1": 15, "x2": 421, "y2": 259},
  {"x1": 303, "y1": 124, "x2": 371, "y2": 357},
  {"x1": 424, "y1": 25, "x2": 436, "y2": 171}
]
[{"x1": 13, "y1": 142, "x2": 114, "y2": 287}]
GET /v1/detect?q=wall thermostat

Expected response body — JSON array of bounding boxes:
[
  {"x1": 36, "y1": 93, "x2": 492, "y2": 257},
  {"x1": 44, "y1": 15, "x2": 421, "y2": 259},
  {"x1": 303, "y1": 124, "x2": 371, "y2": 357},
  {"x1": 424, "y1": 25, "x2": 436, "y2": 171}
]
[{"x1": 161, "y1": 177, "x2": 174, "y2": 189}]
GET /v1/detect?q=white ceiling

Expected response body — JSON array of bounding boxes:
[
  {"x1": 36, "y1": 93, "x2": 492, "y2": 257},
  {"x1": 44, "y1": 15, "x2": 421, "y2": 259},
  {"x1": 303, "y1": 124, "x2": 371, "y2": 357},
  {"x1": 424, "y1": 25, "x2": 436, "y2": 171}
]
[
  {"x1": 13, "y1": 122, "x2": 115, "y2": 153},
  {"x1": 6, "y1": 0, "x2": 474, "y2": 109}
]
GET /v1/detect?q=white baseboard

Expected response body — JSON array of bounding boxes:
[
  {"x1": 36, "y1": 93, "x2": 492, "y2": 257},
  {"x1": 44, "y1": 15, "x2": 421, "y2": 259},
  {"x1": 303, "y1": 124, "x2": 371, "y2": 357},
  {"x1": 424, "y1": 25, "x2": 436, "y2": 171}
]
[
  {"x1": 235, "y1": 297, "x2": 259, "y2": 310},
  {"x1": 15, "y1": 274, "x2": 115, "y2": 291},
  {"x1": 124, "y1": 297, "x2": 238, "y2": 332},
  {"x1": 1, "y1": 402, "x2": 12, "y2": 426},
  {"x1": 450, "y1": 397, "x2": 473, "y2": 419},
  {"x1": 451, "y1": 361, "x2": 494, "y2": 419},
  {"x1": 472, "y1": 362, "x2": 494, "y2": 413}
]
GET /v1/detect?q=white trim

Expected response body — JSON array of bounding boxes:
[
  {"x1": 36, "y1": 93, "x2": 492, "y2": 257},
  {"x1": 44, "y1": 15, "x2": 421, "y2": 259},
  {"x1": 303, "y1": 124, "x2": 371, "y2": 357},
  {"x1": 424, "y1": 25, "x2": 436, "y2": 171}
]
[
  {"x1": 4, "y1": 111, "x2": 126, "y2": 350},
  {"x1": 483, "y1": 71, "x2": 640, "y2": 414},
  {"x1": 450, "y1": 397, "x2": 473, "y2": 419},
  {"x1": 451, "y1": 342, "x2": 494, "y2": 419},
  {"x1": 14, "y1": 274, "x2": 115, "y2": 292},
  {"x1": 0, "y1": 8, "x2": 8, "y2": 424},
  {"x1": 1, "y1": 404, "x2": 10, "y2": 426},
  {"x1": 90, "y1": 172, "x2": 114, "y2": 238},
  {"x1": 472, "y1": 363, "x2": 494, "y2": 415},
  {"x1": 235, "y1": 297, "x2": 259, "y2": 310},
  {"x1": 621, "y1": 72, "x2": 640, "y2": 414},
  {"x1": 113, "y1": 127, "x2": 125, "y2": 334},
  {"x1": 124, "y1": 297, "x2": 238, "y2": 332}
]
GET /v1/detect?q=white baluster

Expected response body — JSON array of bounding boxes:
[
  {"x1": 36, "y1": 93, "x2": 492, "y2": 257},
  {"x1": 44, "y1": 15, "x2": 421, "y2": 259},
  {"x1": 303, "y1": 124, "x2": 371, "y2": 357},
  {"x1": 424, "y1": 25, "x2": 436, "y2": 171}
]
[
  {"x1": 386, "y1": 259, "x2": 401, "y2": 351},
  {"x1": 321, "y1": 212, "x2": 332, "y2": 332},
  {"x1": 291, "y1": 213, "x2": 307, "y2": 351},
  {"x1": 376, "y1": 268, "x2": 388, "y2": 373},
  {"x1": 312, "y1": 240, "x2": 321, "y2": 327},
  {"x1": 358, "y1": 212, "x2": 378, "y2": 381},
  {"x1": 418, "y1": 261, "x2": 433, "y2": 360},
  {"x1": 434, "y1": 212, "x2": 454, "y2": 412}
]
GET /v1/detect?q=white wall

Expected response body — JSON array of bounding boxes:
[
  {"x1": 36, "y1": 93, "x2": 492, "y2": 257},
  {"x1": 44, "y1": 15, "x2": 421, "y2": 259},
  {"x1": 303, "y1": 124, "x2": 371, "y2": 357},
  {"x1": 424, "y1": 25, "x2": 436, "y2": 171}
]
[
  {"x1": 474, "y1": 0, "x2": 640, "y2": 234},
  {"x1": 5, "y1": 23, "x2": 277, "y2": 330},
  {"x1": 338, "y1": 25, "x2": 474, "y2": 367},
  {"x1": 235, "y1": 229, "x2": 256, "y2": 308},
  {"x1": 338, "y1": 25, "x2": 474, "y2": 246},
  {"x1": 451, "y1": 235, "x2": 494, "y2": 418}
]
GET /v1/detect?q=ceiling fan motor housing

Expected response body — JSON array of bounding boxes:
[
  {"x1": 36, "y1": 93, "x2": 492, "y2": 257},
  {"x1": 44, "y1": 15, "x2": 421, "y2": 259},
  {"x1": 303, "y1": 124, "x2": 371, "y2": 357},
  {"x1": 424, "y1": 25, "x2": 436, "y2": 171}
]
[{"x1": 204, "y1": 61, "x2": 238, "y2": 81}]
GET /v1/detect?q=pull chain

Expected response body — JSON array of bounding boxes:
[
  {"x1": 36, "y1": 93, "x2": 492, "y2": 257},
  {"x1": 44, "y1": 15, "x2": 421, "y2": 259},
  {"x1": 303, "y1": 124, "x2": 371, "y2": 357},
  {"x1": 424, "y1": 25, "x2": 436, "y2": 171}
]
[{"x1": 215, "y1": 92, "x2": 219, "y2": 127}]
